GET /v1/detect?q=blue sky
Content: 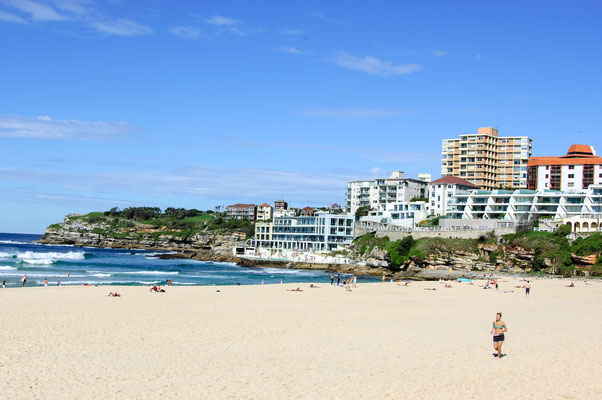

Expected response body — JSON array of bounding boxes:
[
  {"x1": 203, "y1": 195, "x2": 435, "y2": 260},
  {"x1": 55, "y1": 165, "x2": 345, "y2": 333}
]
[{"x1": 1, "y1": 0, "x2": 601, "y2": 233}]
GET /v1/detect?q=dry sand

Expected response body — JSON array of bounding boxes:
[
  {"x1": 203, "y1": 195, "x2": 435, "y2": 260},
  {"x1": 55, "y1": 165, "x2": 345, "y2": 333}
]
[{"x1": 1, "y1": 278, "x2": 601, "y2": 399}]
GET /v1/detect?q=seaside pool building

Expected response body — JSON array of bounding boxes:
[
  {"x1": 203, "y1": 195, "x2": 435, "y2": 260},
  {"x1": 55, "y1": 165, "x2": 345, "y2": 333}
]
[{"x1": 254, "y1": 213, "x2": 355, "y2": 251}]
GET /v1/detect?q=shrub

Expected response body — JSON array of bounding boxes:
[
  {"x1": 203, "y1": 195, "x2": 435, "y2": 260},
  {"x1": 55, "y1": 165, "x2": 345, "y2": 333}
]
[{"x1": 555, "y1": 223, "x2": 572, "y2": 237}]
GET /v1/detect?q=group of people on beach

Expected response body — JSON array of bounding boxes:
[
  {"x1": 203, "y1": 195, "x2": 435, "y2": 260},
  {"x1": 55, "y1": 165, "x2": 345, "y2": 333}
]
[{"x1": 329, "y1": 273, "x2": 357, "y2": 290}]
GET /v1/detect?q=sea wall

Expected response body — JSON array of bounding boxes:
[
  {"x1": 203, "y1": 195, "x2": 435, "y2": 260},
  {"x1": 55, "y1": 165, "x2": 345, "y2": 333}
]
[{"x1": 355, "y1": 227, "x2": 515, "y2": 241}]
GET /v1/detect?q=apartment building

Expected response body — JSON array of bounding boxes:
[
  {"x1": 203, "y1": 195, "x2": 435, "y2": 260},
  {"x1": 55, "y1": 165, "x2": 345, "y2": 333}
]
[
  {"x1": 428, "y1": 176, "x2": 478, "y2": 217},
  {"x1": 256, "y1": 203, "x2": 273, "y2": 221},
  {"x1": 360, "y1": 201, "x2": 428, "y2": 228},
  {"x1": 441, "y1": 127, "x2": 532, "y2": 190},
  {"x1": 274, "y1": 200, "x2": 288, "y2": 210},
  {"x1": 448, "y1": 185, "x2": 602, "y2": 220},
  {"x1": 254, "y1": 213, "x2": 355, "y2": 251},
  {"x1": 346, "y1": 171, "x2": 428, "y2": 215},
  {"x1": 226, "y1": 204, "x2": 257, "y2": 221},
  {"x1": 527, "y1": 145, "x2": 602, "y2": 191}
]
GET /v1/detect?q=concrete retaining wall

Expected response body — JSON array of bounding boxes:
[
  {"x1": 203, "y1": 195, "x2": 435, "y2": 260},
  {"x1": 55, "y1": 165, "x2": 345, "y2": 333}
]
[{"x1": 355, "y1": 227, "x2": 515, "y2": 240}]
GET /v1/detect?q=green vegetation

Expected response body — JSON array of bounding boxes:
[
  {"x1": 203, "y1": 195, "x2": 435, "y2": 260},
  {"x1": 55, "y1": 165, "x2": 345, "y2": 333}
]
[
  {"x1": 418, "y1": 216, "x2": 440, "y2": 227},
  {"x1": 409, "y1": 196, "x2": 428, "y2": 202},
  {"x1": 355, "y1": 228, "x2": 602, "y2": 276},
  {"x1": 50, "y1": 206, "x2": 255, "y2": 240},
  {"x1": 354, "y1": 205, "x2": 371, "y2": 219}
]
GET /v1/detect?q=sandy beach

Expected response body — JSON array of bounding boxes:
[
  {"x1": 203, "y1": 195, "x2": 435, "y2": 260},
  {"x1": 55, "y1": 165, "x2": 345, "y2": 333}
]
[{"x1": 1, "y1": 278, "x2": 601, "y2": 399}]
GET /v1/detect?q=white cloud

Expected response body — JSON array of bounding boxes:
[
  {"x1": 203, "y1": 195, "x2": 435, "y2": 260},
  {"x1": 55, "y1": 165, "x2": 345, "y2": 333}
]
[
  {"x1": 278, "y1": 46, "x2": 304, "y2": 55},
  {"x1": 433, "y1": 49, "x2": 448, "y2": 57},
  {"x1": 5, "y1": 0, "x2": 67, "y2": 21},
  {"x1": 53, "y1": 0, "x2": 89, "y2": 15},
  {"x1": 168, "y1": 25, "x2": 201, "y2": 39},
  {"x1": 311, "y1": 10, "x2": 342, "y2": 24},
  {"x1": 92, "y1": 18, "x2": 152, "y2": 36},
  {"x1": 298, "y1": 108, "x2": 409, "y2": 118},
  {"x1": 332, "y1": 51, "x2": 422, "y2": 77},
  {"x1": 205, "y1": 15, "x2": 240, "y2": 26},
  {"x1": 279, "y1": 28, "x2": 304, "y2": 36},
  {"x1": 0, "y1": 10, "x2": 26, "y2": 22},
  {"x1": 0, "y1": 115, "x2": 137, "y2": 140}
]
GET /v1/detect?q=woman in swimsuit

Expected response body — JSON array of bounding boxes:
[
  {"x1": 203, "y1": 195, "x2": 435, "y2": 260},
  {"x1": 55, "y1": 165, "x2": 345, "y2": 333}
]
[{"x1": 491, "y1": 312, "x2": 507, "y2": 358}]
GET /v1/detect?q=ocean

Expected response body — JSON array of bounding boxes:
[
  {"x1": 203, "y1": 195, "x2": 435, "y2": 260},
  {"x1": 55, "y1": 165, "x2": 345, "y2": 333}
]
[{"x1": 0, "y1": 232, "x2": 376, "y2": 287}]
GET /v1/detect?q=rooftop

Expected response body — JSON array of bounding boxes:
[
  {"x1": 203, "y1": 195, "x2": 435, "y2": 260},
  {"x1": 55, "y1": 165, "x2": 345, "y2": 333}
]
[
  {"x1": 430, "y1": 176, "x2": 479, "y2": 188},
  {"x1": 528, "y1": 145, "x2": 602, "y2": 166}
]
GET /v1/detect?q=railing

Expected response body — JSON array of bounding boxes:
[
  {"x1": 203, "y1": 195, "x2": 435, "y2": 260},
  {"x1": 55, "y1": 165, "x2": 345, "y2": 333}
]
[{"x1": 355, "y1": 221, "x2": 515, "y2": 232}]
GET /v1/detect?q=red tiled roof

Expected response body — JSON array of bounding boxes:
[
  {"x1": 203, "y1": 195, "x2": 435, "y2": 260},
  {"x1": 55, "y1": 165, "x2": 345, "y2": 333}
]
[
  {"x1": 258, "y1": 203, "x2": 271, "y2": 207},
  {"x1": 302, "y1": 206, "x2": 314, "y2": 211},
  {"x1": 227, "y1": 203, "x2": 256, "y2": 209},
  {"x1": 528, "y1": 145, "x2": 602, "y2": 166},
  {"x1": 567, "y1": 144, "x2": 594, "y2": 156},
  {"x1": 430, "y1": 176, "x2": 479, "y2": 188}
]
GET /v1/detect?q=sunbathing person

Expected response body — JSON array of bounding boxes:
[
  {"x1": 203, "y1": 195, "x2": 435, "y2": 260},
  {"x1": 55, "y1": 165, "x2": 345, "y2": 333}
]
[
  {"x1": 108, "y1": 292, "x2": 121, "y2": 297},
  {"x1": 150, "y1": 285, "x2": 166, "y2": 293},
  {"x1": 287, "y1": 287, "x2": 303, "y2": 292}
]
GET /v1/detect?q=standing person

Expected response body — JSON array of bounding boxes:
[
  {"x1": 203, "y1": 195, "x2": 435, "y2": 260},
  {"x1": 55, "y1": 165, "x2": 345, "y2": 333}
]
[
  {"x1": 525, "y1": 281, "x2": 531, "y2": 296},
  {"x1": 491, "y1": 312, "x2": 507, "y2": 358},
  {"x1": 44, "y1": 278, "x2": 48, "y2": 287},
  {"x1": 67, "y1": 270, "x2": 71, "y2": 278},
  {"x1": 337, "y1": 274, "x2": 341, "y2": 286},
  {"x1": 330, "y1": 274, "x2": 334, "y2": 285},
  {"x1": 352, "y1": 275, "x2": 357, "y2": 288},
  {"x1": 57, "y1": 279, "x2": 61, "y2": 286},
  {"x1": 2, "y1": 280, "x2": 6, "y2": 288},
  {"x1": 382, "y1": 274, "x2": 386, "y2": 282},
  {"x1": 21, "y1": 274, "x2": 27, "y2": 287}
]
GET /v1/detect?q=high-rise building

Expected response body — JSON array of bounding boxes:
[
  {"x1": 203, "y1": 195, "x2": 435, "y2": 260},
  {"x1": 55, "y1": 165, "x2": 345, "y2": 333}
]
[
  {"x1": 527, "y1": 145, "x2": 602, "y2": 191},
  {"x1": 441, "y1": 127, "x2": 532, "y2": 190}
]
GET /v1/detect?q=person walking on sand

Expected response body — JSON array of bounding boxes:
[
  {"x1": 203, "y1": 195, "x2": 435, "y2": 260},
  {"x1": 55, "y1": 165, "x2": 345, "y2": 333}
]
[
  {"x1": 352, "y1": 274, "x2": 357, "y2": 288},
  {"x1": 2, "y1": 280, "x2": 6, "y2": 288},
  {"x1": 491, "y1": 312, "x2": 507, "y2": 358},
  {"x1": 337, "y1": 274, "x2": 341, "y2": 286},
  {"x1": 382, "y1": 274, "x2": 386, "y2": 282},
  {"x1": 44, "y1": 278, "x2": 48, "y2": 287},
  {"x1": 330, "y1": 274, "x2": 334, "y2": 285},
  {"x1": 525, "y1": 281, "x2": 531, "y2": 296},
  {"x1": 21, "y1": 274, "x2": 27, "y2": 287}
]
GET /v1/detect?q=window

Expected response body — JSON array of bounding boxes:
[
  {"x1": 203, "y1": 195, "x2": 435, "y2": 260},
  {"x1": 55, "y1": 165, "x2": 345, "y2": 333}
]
[
  {"x1": 568, "y1": 174, "x2": 574, "y2": 179},
  {"x1": 568, "y1": 182, "x2": 574, "y2": 188},
  {"x1": 568, "y1": 165, "x2": 575, "y2": 170}
]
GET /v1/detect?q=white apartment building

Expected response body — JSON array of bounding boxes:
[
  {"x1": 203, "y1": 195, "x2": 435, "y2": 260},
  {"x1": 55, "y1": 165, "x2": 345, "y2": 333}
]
[
  {"x1": 256, "y1": 203, "x2": 273, "y2": 221},
  {"x1": 527, "y1": 145, "x2": 602, "y2": 191},
  {"x1": 448, "y1": 185, "x2": 602, "y2": 220},
  {"x1": 360, "y1": 201, "x2": 428, "y2": 228},
  {"x1": 442, "y1": 127, "x2": 532, "y2": 190},
  {"x1": 346, "y1": 171, "x2": 428, "y2": 215},
  {"x1": 428, "y1": 176, "x2": 478, "y2": 217},
  {"x1": 254, "y1": 213, "x2": 355, "y2": 251}
]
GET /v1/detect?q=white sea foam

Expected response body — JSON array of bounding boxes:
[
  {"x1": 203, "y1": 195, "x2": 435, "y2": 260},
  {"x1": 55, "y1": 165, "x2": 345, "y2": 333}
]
[
  {"x1": 90, "y1": 273, "x2": 112, "y2": 278},
  {"x1": 123, "y1": 271, "x2": 179, "y2": 275},
  {"x1": 0, "y1": 265, "x2": 17, "y2": 270},
  {"x1": 0, "y1": 240, "x2": 28, "y2": 244},
  {"x1": 0, "y1": 252, "x2": 15, "y2": 259},
  {"x1": 12, "y1": 251, "x2": 86, "y2": 265}
]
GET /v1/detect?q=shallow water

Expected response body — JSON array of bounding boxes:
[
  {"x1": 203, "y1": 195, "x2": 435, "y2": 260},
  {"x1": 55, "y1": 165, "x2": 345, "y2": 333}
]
[{"x1": 0, "y1": 233, "x2": 377, "y2": 287}]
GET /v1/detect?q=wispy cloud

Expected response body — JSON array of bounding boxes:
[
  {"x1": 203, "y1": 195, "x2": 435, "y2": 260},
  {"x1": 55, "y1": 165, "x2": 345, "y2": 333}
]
[
  {"x1": 168, "y1": 25, "x2": 201, "y2": 39},
  {"x1": 278, "y1": 46, "x2": 305, "y2": 55},
  {"x1": 4, "y1": 0, "x2": 67, "y2": 21},
  {"x1": 279, "y1": 28, "x2": 305, "y2": 36},
  {"x1": 311, "y1": 10, "x2": 342, "y2": 24},
  {"x1": 433, "y1": 49, "x2": 449, "y2": 57},
  {"x1": 0, "y1": 115, "x2": 137, "y2": 140},
  {"x1": 332, "y1": 51, "x2": 422, "y2": 77},
  {"x1": 298, "y1": 108, "x2": 410, "y2": 119},
  {"x1": 0, "y1": 165, "x2": 353, "y2": 206},
  {"x1": 205, "y1": 15, "x2": 240, "y2": 26},
  {"x1": 92, "y1": 18, "x2": 152, "y2": 36},
  {"x1": 0, "y1": 9, "x2": 26, "y2": 23},
  {"x1": 2, "y1": 0, "x2": 152, "y2": 36}
]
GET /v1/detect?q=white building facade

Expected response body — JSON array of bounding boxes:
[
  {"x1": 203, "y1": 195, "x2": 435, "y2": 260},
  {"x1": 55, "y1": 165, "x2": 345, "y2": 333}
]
[
  {"x1": 254, "y1": 213, "x2": 355, "y2": 251},
  {"x1": 346, "y1": 171, "x2": 428, "y2": 215},
  {"x1": 448, "y1": 185, "x2": 602, "y2": 220},
  {"x1": 360, "y1": 201, "x2": 428, "y2": 228},
  {"x1": 428, "y1": 176, "x2": 478, "y2": 217},
  {"x1": 527, "y1": 145, "x2": 602, "y2": 191}
]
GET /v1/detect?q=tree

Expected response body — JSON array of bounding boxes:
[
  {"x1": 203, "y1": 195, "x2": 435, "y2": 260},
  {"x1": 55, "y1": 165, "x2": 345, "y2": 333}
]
[{"x1": 355, "y1": 206, "x2": 371, "y2": 219}]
